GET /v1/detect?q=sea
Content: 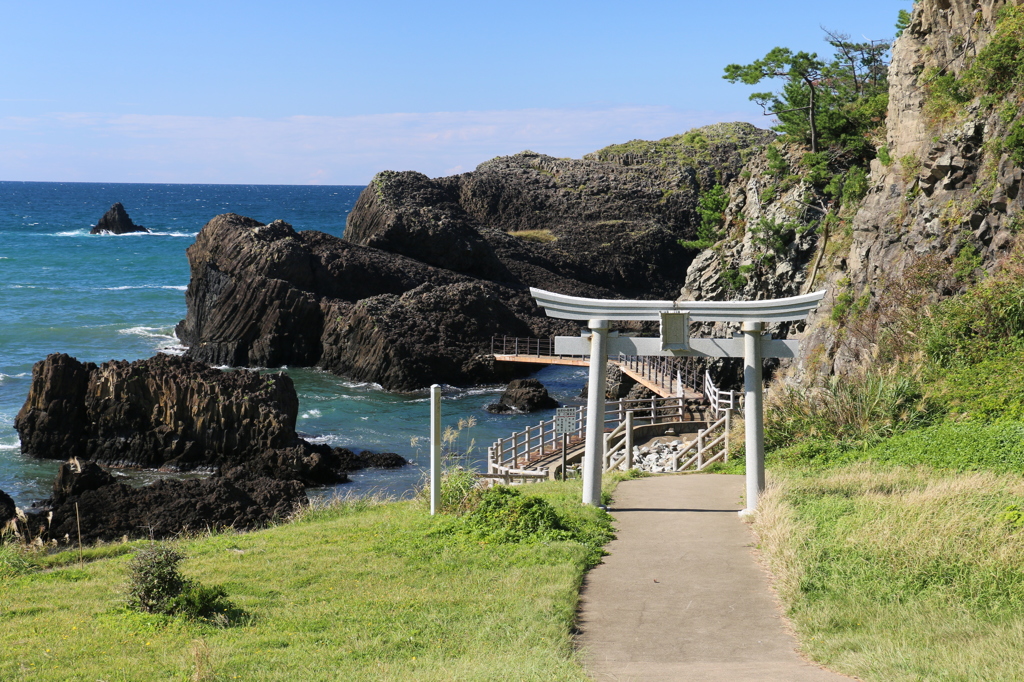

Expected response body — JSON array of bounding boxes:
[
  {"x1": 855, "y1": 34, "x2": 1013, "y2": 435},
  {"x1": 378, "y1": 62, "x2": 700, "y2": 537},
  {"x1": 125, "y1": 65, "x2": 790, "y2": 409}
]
[{"x1": 0, "y1": 181, "x2": 587, "y2": 508}]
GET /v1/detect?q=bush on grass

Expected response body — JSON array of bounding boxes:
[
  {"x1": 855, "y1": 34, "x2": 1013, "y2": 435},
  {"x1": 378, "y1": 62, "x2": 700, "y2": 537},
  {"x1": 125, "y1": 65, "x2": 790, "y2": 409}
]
[
  {"x1": 462, "y1": 486, "x2": 573, "y2": 543},
  {"x1": 126, "y1": 545, "x2": 242, "y2": 625}
]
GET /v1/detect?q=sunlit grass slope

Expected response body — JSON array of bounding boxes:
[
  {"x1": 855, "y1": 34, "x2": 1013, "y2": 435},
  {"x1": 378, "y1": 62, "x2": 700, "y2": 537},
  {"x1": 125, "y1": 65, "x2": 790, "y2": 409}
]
[{"x1": 1, "y1": 479, "x2": 615, "y2": 682}]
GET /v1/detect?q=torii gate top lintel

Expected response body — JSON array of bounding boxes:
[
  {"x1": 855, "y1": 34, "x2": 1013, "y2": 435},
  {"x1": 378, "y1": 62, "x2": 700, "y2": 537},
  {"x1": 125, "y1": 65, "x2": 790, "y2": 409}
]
[{"x1": 529, "y1": 287, "x2": 827, "y2": 323}]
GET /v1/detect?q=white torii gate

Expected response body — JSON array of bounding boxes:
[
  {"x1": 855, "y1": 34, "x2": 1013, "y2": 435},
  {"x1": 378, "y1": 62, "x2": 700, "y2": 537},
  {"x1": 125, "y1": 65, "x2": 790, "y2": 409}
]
[{"x1": 530, "y1": 287, "x2": 826, "y2": 515}]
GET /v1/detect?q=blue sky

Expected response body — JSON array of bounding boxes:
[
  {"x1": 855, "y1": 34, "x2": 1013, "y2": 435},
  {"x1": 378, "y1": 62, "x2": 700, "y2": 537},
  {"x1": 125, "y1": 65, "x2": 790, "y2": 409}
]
[{"x1": 1, "y1": 1, "x2": 910, "y2": 184}]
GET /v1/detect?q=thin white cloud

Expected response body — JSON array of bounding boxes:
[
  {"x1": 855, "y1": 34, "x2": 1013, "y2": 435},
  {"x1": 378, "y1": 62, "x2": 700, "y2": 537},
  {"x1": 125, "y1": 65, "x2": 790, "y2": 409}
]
[{"x1": 0, "y1": 106, "x2": 764, "y2": 185}]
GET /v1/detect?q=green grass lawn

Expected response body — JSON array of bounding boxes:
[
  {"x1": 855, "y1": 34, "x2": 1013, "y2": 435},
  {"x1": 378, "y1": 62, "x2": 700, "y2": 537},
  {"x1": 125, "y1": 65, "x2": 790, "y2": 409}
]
[
  {"x1": 754, "y1": 464, "x2": 1024, "y2": 681},
  {"x1": 1, "y1": 479, "x2": 616, "y2": 681}
]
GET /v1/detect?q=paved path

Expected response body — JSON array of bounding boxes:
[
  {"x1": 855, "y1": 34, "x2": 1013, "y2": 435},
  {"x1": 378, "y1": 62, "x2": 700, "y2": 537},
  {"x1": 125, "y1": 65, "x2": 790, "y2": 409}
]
[{"x1": 576, "y1": 474, "x2": 852, "y2": 682}]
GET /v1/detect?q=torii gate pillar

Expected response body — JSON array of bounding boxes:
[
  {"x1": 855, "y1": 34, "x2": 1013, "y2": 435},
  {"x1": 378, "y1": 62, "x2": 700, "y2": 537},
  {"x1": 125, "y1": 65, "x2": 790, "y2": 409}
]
[
  {"x1": 582, "y1": 320, "x2": 609, "y2": 506},
  {"x1": 741, "y1": 321, "x2": 765, "y2": 516}
]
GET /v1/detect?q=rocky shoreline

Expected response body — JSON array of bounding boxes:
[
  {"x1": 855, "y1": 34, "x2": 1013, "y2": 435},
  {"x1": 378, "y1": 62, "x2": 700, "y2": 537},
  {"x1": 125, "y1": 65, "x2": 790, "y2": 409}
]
[{"x1": 7, "y1": 352, "x2": 408, "y2": 544}]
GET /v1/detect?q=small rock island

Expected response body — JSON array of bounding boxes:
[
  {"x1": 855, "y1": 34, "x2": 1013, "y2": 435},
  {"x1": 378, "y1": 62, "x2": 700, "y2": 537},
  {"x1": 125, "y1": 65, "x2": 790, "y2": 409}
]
[{"x1": 90, "y1": 202, "x2": 148, "y2": 234}]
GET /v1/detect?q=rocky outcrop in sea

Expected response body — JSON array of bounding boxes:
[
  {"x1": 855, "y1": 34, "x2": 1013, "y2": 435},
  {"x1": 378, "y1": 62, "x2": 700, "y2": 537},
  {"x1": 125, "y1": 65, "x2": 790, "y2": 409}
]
[
  {"x1": 175, "y1": 123, "x2": 774, "y2": 390},
  {"x1": 13, "y1": 352, "x2": 365, "y2": 485},
  {"x1": 91, "y1": 202, "x2": 148, "y2": 235},
  {"x1": 486, "y1": 378, "x2": 558, "y2": 414}
]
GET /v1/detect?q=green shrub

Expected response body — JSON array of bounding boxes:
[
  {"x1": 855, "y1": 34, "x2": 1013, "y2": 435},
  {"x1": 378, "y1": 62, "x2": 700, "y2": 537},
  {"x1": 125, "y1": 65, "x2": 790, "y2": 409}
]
[
  {"x1": 923, "y1": 273, "x2": 1024, "y2": 366},
  {"x1": 877, "y1": 145, "x2": 892, "y2": 166},
  {"x1": 766, "y1": 145, "x2": 789, "y2": 177},
  {"x1": 681, "y1": 184, "x2": 729, "y2": 250},
  {"x1": 462, "y1": 486, "x2": 572, "y2": 543},
  {"x1": 801, "y1": 151, "x2": 831, "y2": 186},
  {"x1": 841, "y1": 165, "x2": 869, "y2": 206},
  {"x1": 126, "y1": 545, "x2": 239, "y2": 624},
  {"x1": 720, "y1": 267, "x2": 748, "y2": 291},
  {"x1": 1005, "y1": 119, "x2": 1024, "y2": 167},
  {"x1": 126, "y1": 546, "x2": 188, "y2": 614},
  {"x1": 953, "y1": 242, "x2": 983, "y2": 282}
]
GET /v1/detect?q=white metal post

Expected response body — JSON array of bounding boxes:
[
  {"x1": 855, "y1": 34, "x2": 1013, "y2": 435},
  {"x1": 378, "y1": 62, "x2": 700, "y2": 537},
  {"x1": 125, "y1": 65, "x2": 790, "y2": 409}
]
[
  {"x1": 741, "y1": 322, "x2": 764, "y2": 516},
  {"x1": 430, "y1": 384, "x2": 442, "y2": 515},
  {"x1": 583, "y1": 319, "x2": 609, "y2": 506},
  {"x1": 624, "y1": 410, "x2": 634, "y2": 470}
]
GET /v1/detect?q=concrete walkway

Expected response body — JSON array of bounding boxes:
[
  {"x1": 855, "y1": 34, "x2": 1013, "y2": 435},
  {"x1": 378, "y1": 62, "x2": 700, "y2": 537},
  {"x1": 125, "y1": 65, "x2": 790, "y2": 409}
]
[{"x1": 576, "y1": 474, "x2": 852, "y2": 682}]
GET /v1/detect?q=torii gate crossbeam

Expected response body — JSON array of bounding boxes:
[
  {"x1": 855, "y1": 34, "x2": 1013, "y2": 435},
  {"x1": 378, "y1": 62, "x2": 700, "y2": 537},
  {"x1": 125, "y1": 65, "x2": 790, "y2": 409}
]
[{"x1": 529, "y1": 287, "x2": 826, "y2": 515}]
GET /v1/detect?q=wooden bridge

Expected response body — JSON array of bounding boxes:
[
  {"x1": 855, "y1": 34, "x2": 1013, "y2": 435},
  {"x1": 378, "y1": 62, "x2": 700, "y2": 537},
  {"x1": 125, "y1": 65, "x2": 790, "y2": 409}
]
[
  {"x1": 484, "y1": 366, "x2": 738, "y2": 483},
  {"x1": 490, "y1": 336, "x2": 705, "y2": 400}
]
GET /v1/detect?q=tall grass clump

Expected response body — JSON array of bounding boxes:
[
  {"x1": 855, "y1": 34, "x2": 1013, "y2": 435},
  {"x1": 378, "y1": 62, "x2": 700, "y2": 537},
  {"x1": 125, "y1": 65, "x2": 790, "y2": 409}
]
[
  {"x1": 0, "y1": 542, "x2": 38, "y2": 578},
  {"x1": 765, "y1": 369, "x2": 939, "y2": 455},
  {"x1": 414, "y1": 417, "x2": 486, "y2": 514}
]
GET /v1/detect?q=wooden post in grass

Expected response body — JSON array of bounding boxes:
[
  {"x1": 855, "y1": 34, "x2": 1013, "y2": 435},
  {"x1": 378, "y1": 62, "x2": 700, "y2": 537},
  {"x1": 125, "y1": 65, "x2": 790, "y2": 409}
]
[{"x1": 430, "y1": 384, "x2": 442, "y2": 515}]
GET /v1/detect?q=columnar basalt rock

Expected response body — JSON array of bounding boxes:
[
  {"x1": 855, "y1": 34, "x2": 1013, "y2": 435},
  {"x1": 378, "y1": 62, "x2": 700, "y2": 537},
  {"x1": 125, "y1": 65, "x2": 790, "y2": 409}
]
[
  {"x1": 0, "y1": 488, "x2": 15, "y2": 531},
  {"x1": 14, "y1": 353, "x2": 355, "y2": 485},
  {"x1": 177, "y1": 124, "x2": 775, "y2": 391},
  {"x1": 90, "y1": 202, "x2": 148, "y2": 234}
]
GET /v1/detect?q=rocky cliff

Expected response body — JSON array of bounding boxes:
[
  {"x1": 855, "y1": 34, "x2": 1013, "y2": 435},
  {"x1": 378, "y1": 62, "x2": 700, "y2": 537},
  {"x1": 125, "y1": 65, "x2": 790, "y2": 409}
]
[
  {"x1": 678, "y1": 0, "x2": 1024, "y2": 380},
  {"x1": 14, "y1": 459, "x2": 308, "y2": 545},
  {"x1": 177, "y1": 123, "x2": 773, "y2": 390},
  {"x1": 815, "y1": 0, "x2": 1022, "y2": 373}
]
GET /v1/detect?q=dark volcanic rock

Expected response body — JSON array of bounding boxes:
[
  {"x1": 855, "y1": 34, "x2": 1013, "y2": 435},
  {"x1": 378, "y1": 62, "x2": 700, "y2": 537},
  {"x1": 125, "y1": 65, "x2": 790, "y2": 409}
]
[
  {"x1": 487, "y1": 378, "x2": 559, "y2": 414},
  {"x1": 91, "y1": 202, "x2": 148, "y2": 235},
  {"x1": 14, "y1": 353, "x2": 353, "y2": 484},
  {"x1": 37, "y1": 459, "x2": 306, "y2": 545},
  {"x1": 580, "y1": 362, "x2": 637, "y2": 400},
  {"x1": 0, "y1": 488, "x2": 15, "y2": 530},
  {"x1": 176, "y1": 124, "x2": 773, "y2": 389},
  {"x1": 358, "y1": 451, "x2": 407, "y2": 468}
]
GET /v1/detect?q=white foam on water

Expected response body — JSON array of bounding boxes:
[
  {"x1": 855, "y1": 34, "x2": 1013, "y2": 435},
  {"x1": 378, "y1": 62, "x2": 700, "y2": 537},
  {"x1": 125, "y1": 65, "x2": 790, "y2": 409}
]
[
  {"x1": 156, "y1": 342, "x2": 188, "y2": 356},
  {"x1": 300, "y1": 409, "x2": 323, "y2": 419},
  {"x1": 338, "y1": 380, "x2": 384, "y2": 390},
  {"x1": 99, "y1": 284, "x2": 188, "y2": 291},
  {"x1": 119, "y1": 326, "x2": 175, "y2": 339},
  {"x1": 55, "y1": 229, "x2": 89, "y2": 236},
  {"x1": 0, "y1": 443, "x2": 21, "y2": 451},
  {"x1": 459, "y1": 386, "x2": 504, "y2": 397}
]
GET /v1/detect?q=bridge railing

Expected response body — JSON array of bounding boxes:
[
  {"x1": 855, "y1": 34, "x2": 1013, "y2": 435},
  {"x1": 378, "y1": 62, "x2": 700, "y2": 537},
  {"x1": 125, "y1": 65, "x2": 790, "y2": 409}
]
[
  {"x1": 491, "y1": 336, "x2": 559, "y2": 357},
  {"x1": 704, "y1": 370, "x2": 737, "y2": 418},
  {"x1": 487, "y1": 395, "x2": 700, "y2": 475},
  {"x1": 617, "y1": 353, "x2": 706, "y2": 397}
]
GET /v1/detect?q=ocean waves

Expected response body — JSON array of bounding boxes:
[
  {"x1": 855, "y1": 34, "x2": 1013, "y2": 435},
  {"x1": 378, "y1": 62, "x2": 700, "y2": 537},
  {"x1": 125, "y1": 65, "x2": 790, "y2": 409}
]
[
  {"x1": 53, "y1": 229, "x2": 198, "y2": 238},
  {"x1": 118, "y1": 326, "x2": 187, "y2": 355},
  {"x1": 100, "y1": 285, "x2": 188, "y2": 291}
]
